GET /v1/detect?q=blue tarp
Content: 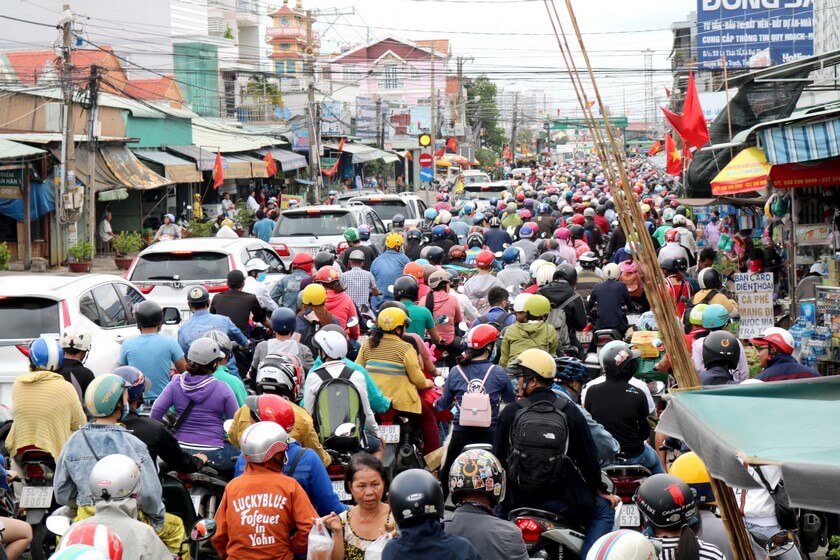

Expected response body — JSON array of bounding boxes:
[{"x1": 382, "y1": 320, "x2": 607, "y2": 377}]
[
  {"x1": 760, "y1": 117, "x2": 840, "y2": 165},
  {"x1": 0, "y1": 177, "x2": 56, "y2": 222}
]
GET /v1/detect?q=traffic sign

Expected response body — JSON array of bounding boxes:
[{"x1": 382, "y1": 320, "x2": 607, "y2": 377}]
[
  {"x1": 418, "y1": 133, "x2": 432, "y2": 147},
  {"x1": 418, "y1": 153, "x2": 433, "y2": 168},
  {"x1": 419, "y1": 168, "x2": 434, "y2": 182}
]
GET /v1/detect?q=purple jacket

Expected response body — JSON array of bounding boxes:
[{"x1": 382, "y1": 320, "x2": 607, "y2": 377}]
[{"x1": 150, "y1": 373, "x2": 239, "y2": 448}]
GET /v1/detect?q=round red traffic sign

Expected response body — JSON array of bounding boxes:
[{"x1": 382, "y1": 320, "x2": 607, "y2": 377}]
[{"x1": 419, "y1": 153, "x2": 433, "y2": 168}]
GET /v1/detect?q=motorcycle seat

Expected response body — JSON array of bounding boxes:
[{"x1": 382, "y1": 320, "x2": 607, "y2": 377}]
[
  {"x1": 20, "y1": 448, "x2": 54, "y2": 464},
  {"x1": 603, "y1": 464, "x2": 652, "y2": 478}
]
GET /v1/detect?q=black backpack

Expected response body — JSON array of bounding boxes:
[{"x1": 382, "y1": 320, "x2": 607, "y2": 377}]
[
  {"x1": 476, "y1": 311, "x2": 512, "y2": 334},
  {"x1": 508, "y1": 396, "x2": 570, "y2": 492}
]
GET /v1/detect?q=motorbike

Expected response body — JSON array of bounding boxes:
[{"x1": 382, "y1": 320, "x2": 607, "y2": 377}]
[
  {"x1": 601, "y1": 464, "x2": 651, "y2": 531},
  {"x1": 18, "y1": 448, "x2": 58, "y2": 560},
  {"x1": 376, "y1": 410, "x2": 426, "y2": 481}
]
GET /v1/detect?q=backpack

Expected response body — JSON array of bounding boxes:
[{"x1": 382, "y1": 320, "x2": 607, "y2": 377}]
[
  {"x1": 508, "y1": 396, "x2": 570, "y2": 492},
  {"x1": 298, "y1": 319, "x2": 320, "y2": 357},
  {"x1": 311, "y1": 366, "x2": 365, "y2": 451},
  {"x1": 546, "y1": 294, "x2": 581, "y2": 350},
  {"x1": 476, "y1": 311, "x2": 512, "y2": 334},
  {"x1": 273, "y1": 272, "x2": 305, "y2": 309},
  {"x1": 681, "y1": 289, "x2": 717, "y2": 334},
  {"x1": 455, "y1": 365, "x2": 494, "y2": 428}
]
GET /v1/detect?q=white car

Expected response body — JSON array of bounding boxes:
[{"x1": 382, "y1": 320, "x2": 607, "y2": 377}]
[
  {"x1": 511, "y1": 167, "x2": 532, "y2": 178},
  {"x1": 461, "y1": 170, "x2": 491, "y2": 185},
  {"x1": 345, "y1": 194, "x2": 427, "y2": 229},
  {"x1": 0, "y1": 274, "x2": 180, "y2": 406},
  {"x1": 127, "y1": 237, "x2": 287, "y2": 319},
  {"x1": 459, "y1": 181, "x2": 512, "y2": 211},
  {"x1": 270, "y1": 205, "x2": 387, "y2": 265}
]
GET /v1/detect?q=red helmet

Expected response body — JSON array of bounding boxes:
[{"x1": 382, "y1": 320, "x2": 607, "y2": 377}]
[
  {"x1": 449, "y1": 245, "x2": 467, "y2": 261},
  {"x1": 247, "y1": 393, "x2": 295, "y2": 432},
  {"x1": 465, "y1": 324, "x2": 499, "y2": 350},
  {"x1": 497, "y1": 200, "x2": 507, "y2": 211},
  {"x1": 524, "y1": 221, "x2": 539, "y2": 232},
  {"x1": 670, "y1": 199, "x2": 680, "y2": 208},
  {"x1": 665, "y1": 228, "x2": 680, "y2": 243},
  {"x1": 59, "y1": 524, "x2": 124, "y2": 560},
  {"x1": 633, "y1": 185, "x2": 643, "y2": 194},
  {"x1": 642, "y1": 197, "x2": 653, "y2": 205},
  {"x1": 571, "y1": 193, "x2": 582, "y2": 203},
  {"x1": 751, "y1": 327, "x2": 794, "y2": 354},
  {"x1": 515, "y1": 192, "x2": 525, "y2": 202},
  {"x1": 570, "y1": 214, "x2": 585, "y2": 226},
  {"x1": 314, "y1": 266, "x2": 341, "y2": 284},
  {"x1": 403, "y1": 261, "x2": 425, "y2": 281},
  {"x1": 475, "y1": 250, "x2": 495, "y2": 269},
  {"x1": 519, "y1": 209, "x2": 532, "y2": 219},
  {"x1": 292, "y1": 252, "x2": 314, "y2": 272}
]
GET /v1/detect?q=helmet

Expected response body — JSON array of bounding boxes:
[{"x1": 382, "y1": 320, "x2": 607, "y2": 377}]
[
  {"x1": 637, "y1": 311, "x2": 657, "y2": 331},
  {"x1": 569, "y1": 224, "x2": 585, "y2": 239},
  {"x1": 635, "y1": 474, "x2": 698, "y2": 529},
  {"x1": 751, "y1": 327, "x2": 794, "y2": 354},
  {"x1": 291, "y1": 252, "x2": 314, "y2": 271},
  {"x1": 535, "y1": 263, "x2": 555, "y2": 287},
  {"x1": 556, "y1": 263, "x2": 578, "y2": 285},
  {"x1": 464, "y1": 324, "x2": 499, "y2": 350},
  {"x1": 502, "y1": 247, "x2": 522, "y2": 265},
  {"x1": 245, "y1": 258, "x2": 269, "y2": 273},
  {"x1": 555, "y1": 356, "x2": 589, "y2": 384},
  {"x1": 343, "y1": 227, "x2": 360, "y2": 242},
  {"x1": 670, "y1": 452, "x2": 714, "y2": 505},
  {"x1": 579, "y1": 252, "x2": 598, "y2": 269},
  {"x1": 599, "y1": 341, "x2": 641, "y2": 380},
  {"x1": 313, "y1": 329, "x2": 348, "y2": 360},
  {"x1": 462, "y1": 203, "x2": 474, "y2": 215},
  {"x1": 358, "y1": 225, "x2": 371, "y2": 241},
  {"x1": 318, "y1": 243, "x2": 337, "y2": 256},
  {"x1": 424, "y1": 208, "x2": 438, "y2": 221},
  {"x1": 466, "y1": 232, "x2": 485, "y2": 249},
  {"x1": 432, "y1": 225, "x2": 447, "y2": 239},
  {"x1": 672, "y1": 214, "x2": 687, "y2": 227},
  {"x1": 89, "y1": 454, "x2": 140, "y2": 501},
  {"x1": 85, "y1": 374, "x2": 126, "y2": 418},
  {"x1": 519, "y1": 209, "x2": 532, "y2": 220},
  {"x1": 701, "y1": 304, "x2": 730, "y2": 329},
  {"x1": 111, "y1": 366, "x2": 149, "y2": 403},
  {"x1": 403, "y1": 262, "x2": 424, "y2": 281},
  {"x1": 428, "y1": 269, "x2": 452, "y2": 289},
  {"x1": 472, "y1": 215, "x2": 486, "y2": 225},
  {"x1": 702, "y1": 330, "x2": 741, "y2": 369},
  {"x1": 60, "y1": 324, "x2": 92, "y2": 353},
  {"x1": 604, "y1": 263, "x2": 621, "y2": 281},
  {"x1": 389, "y1": 469, "x2": 444, "y2": 526},
  {"x1": 202, "y1": 329, "x2": 232, "y2": 356},
  {"x1": 187, "y1": 337, "x2": 223, "y2": 366},
  {"x1": 406, "y1": 229, "x2": 421, "y2": 241},
  {"x1": 438, "y1": 210, "x2": 452, "y2": 224},
  {"x1": 475, "y1": 250, "x2": 495, "y2": 269},
  {"x1": 240, "y1": 421, "x2": 289, "y2": 464},
  {"x1": 245, "y1": 393, "x2": 295, "y2": 432},
  {"x1": 583, "y1": 207, "x2": 596, "y2": 218},
  {"x1": 313, "y1": 251, "x2": 335, "y2": 269},
  {"x1": 509, "y1": 348, "x2": 555, "y2": 379},
  {"x1": 698, "y1": 268, "x2": 721, "y2": 290},
  {"x1": 385, "y1": 232, "x2": 404, "y2": 250},
  {"x1": 660, "y1": 258, "x2": 677, "y2": 273},
  {"x1": 393, "y1": 275, "x2": 420, "y2": 301},
  {"x1": 270, "y1": 307, "x2": 297, "y2": 335},
  {"x1": 523, "y1": 294, "x2": 551, "y2": 318},
  {"x1": 256, "y1": 353, "x2": 303, "y2": 400},
  {"x1": 447, "y1": 244, "x2": 466, "y2": 261},
  {"x1": 424, "y1": 246, "x2": 445, "y2": 265},
  {"x1": 449, "y1": 448, "x2": 506, "y2": 505},
  {"x1": 561, "y1": 205, "x2": 574, "y2": 215},
  {"x1": 187, "y1": 285, "x2": 210, "y2": 305},
  {"x1": 378, "y1": 307, "x2": 409, "y2": 332},
  {"x1": 688, "y1": 304, "x2": 709, "y2": 327},
  {"x1": 301, "y1": 283, "x2": 327, "y2": 306},
  {"x1": 315, "y1": 266, "x2": 341, "y2": 285},
  {"x1": 488, "y1": 216, "x2": 501, "y2": 228},
  {"x1": 586, "y1": 530, "x2": 657, "y2": 560},
  {"x1": 392, "y1": 214, "x2": 405, "y2": 228},
  {"x1": 665, "y1": 229, "x2": 679, "y2": 243},
  {"x1": 555, "y1": 227, "x2": 571, "y2": 241},
  {"x1": 52, "y1": 545, "x2": 113, "y2": 560},
  {"x1": 58, "y1": 524, "x2": 124, "y2": 560},
  {"x1": 132, "y1": 300, "x2": 163, "y2": 330}
]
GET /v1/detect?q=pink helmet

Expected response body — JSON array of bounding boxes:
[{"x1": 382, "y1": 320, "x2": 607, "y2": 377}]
[{"x1": 555, "y1": 227, "x2": 571, "y2": 241}]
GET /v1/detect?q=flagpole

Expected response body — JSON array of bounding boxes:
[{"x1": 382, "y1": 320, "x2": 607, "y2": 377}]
[{"x1": 722, "y1": 54, "x2": 734, "y2": 160}]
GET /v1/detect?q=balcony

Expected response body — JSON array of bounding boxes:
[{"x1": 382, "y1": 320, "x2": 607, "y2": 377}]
[{"x1": 236, "y1": 0, "x2": 260, "y2": 26}]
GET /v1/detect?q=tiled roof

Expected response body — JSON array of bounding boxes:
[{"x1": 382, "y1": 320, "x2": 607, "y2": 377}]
[
  {"x1": 415, "y1": 39, "x2": 450, "y2": 56},
  {"x1": 122, "y1": 76, "x2": 181, "y2": 103},
  {"x1": 5, "y1": 47, "x2": 121, "y2": 85}
]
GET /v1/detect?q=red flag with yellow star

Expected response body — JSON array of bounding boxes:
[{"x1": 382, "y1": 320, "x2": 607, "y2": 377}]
[
  {"x1": 665, "y1": 132, "x2": 682, "y2": 176},
  {"x1": 212, "y1": 151, "x2": 224, "y2": 189}
]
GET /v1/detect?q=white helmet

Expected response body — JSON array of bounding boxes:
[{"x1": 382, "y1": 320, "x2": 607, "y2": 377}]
[
  {"x1": 672, "y1": 214, "x2": 687, "y2": 226},
  {"x1": 245, "y1": 258, "x2": 269, "y2": 273},
  {"x1": 512, "y1": 293, "x2": 531, "y2": 313},
  {"x1": 313, "y1": 329, "x2": 348, "y2": 360},
  {"x1": 88, "y1": 454, "x2": 140, "y2": 501},
  {"x1": 604, "y1": 263, "x2": 621, "y2": 281},
  {"x1": 187, "y1": 337, "x2": 223, "y2": 366},
  {"x1": 536, "y1": 263, "x2": 556, "y2": 287},
  {"x1": 60, "y1": 324, "x2": 92, "y2": 352},
  {"x1": 437, "y1": 210, "x2": 452, "y2": 224},
  {"x1": 202, "y1": 330, "x2": 232, "y2": 355},
  {"x1": 586, "y1": 530, "x2": 656, "y2": 560},
  {"x1": 530, "y1": 259, "x2": 551, "y2": 279},
  {"x1": 241, "y1": 421, "x2": 289, "y2": 464}
]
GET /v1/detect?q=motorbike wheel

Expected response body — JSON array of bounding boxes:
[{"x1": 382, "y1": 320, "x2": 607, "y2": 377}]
[{"x1": 28, "y1": 522, "x2": 54, "y2": 560}]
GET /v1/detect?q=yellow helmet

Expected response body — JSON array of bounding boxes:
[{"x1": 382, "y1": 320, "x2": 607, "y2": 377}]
[
  {"x1": 509, "y1": 348, "x2": 555, "y2": 379},
  {"x1": 377, "y1": 307, "x2": 409, "y2": 332},
  {"x1": 670, "y1": 452, "x2": 710, "y2": 484},
  {"x1": 523, "y1": 294, "x2": 551, "y2": 318},
  {"x1": 300, "y1": 283, "x2": 327, "y2": 306},
  {"x1": 385, "y1": 232, "x2": 404, "y2": 250}
]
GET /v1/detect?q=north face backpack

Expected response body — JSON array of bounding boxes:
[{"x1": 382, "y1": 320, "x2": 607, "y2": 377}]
[
  {"x1": 508, "y1": 396, "x2": 570, "y2": 492},
  {"x1": 546, "y1": 294, "x2": 580, "y2": 350},
  {"x1": 311, "y1": 366, "x2": 365, "y2": 451}
]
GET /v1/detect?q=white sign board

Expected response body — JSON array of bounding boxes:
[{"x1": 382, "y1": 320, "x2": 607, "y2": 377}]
[{"x1": 734, "y1": 272, "x2": 774, "y2": 339}]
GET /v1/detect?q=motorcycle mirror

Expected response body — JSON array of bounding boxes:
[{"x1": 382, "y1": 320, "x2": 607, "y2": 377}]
[
  {"x1": 335, "y1": 423, "x2": 357, "y2": 437},
  {"x1": 434, "y1": 376, "x2": 445, "y2": 388},
  {"x1": 223, "y1": 419, "x2": 233, "y2": 434},
  {"x1": 190, "y1": 518, "x2": 217, "y2": 542},
  {"x1": 387, "y1": 285, "x2": 394, "y2": 295},
  {"x1": 347, "y1": 316, "x2": 359, "y2": 328},
  {"x1": 366, "y1": 319, "x2": 375, "y2": 330},
  {"x1": 45, "y1": 512, "x2": 72, "y2": 537},
  {"x1": 458, "y1": 321, "x2": 469, "y2": 332}
]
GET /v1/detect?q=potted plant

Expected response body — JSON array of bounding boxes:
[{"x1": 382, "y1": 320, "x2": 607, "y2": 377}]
[
  {"x1": 234, "y1": 200, "x2": 254, "y2": 236},
  {"x1": 186, "y1": 218, "x2": 213, "y2": 238},
  {"x1": 0, "y1": 242, "x2": 9, "y2": 271},
  {"x1": 67, "y1": 241, "x2": 94, "y2": 273},
  {"x1": 112, "y1": 231, "x2": 144, "y2": 270}
]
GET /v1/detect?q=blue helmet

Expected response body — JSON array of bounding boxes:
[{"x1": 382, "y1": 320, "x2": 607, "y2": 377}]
[
  {"x1": 538, "y1": 203, "x2": 551, "y2": 214},
  {"x1": 645, "y1": 221, "x2": 655, "y2": 234},
  {"x1": 270, "y1": 307, "x2": 297, "y2": 335},
  {"x1": 29, "y1": 336, "x2": 63, "y2": 372},
  {"x1": 519, "y1": 225, "x2": 534, "y2": 238},
  {"x1": 462, "y1": 203, "x2": 474, "y2": 215},
  {"x1": 358, "y1": 225, "x2": 371, "y2": 241},
  {"x1": 112, "y1": 366, "x2": 149, "y2": 403},
  {"x1": 555, "y1": 357, "x2": 588, "y2": 383},
  {"x1": 489, "y1": 197, "x2": 499, "y2": 207},
  {"x1": 424, "y1": 208, "x2": 438, "y2": 221},
  {"x1": 472, "y1": 215, "x2": 486, "y2": 225},
  {"x1": 565, "y1": 191, "x2": 574, "y2": 200},
  {"x1": 432, "y1": 224, "x2": 447, "y2": 239},
  {"x1": 502, "y1": 247, "x2": 522, "y2": 264},
  {"x1": 701, "y1": 304, "x2": 730, "y2": 329},
  {"x1": 407, "y1": 229, "x2": 422, "y2": 240}
]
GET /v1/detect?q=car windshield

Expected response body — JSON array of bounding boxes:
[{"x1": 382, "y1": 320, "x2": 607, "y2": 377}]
[
  {"x1": 131, "y1": 251, "x2": 230, "y2": 282},
  {"x1": 359, "y1": 200, "x2": 406, "y2": 221},
  {"x1": 0, "y1": 297, "x2": 59, "y2": 341},
  {"x1": 463, "y1": 185, "x2": 508, "y2": 201},
  {"x1": 463, "y1": 174, "x2": 490, "y2": 184},
  {"x1": 273, "y1": 211, "x2": 356, "y2": 236}
]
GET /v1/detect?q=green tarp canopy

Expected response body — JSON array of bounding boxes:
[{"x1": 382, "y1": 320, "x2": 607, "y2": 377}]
[{"x1": 657, "y1": 377, "x2": 840, "y2": 513}]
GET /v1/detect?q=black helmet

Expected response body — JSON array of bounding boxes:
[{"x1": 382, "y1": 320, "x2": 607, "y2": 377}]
[
  {"x1": 270, "y1": 307, "x2": 297, "y2": 335},
  {"x1": 698, "y1": 268, "x2": 721, "y2": 290},
  {"x1": 579, "y1": 252, "x2": 598, "y2": 269},
  {"x1": 599, "y1": 341, "x2": 640, "y2": 380},
  {"x1": 313, "y1": 251, "x2": 335, "y2": 269},
  {"x1": 605, "y1": 200, "x2": 615, "y2": 210},
  {"x1": 569, "y1": 224, "x2": 585, "y2": 239},
  {"x1": 187, "y1": 285, "x2": 210, "y2": 306},
  {"x1": 595, "y1": 205, "x2": 607, "y2": 216},
  {"x1": 392, "y1": 214, "x2": 406, "y2": 228},
  {"x1": 675, "y1": 205, "x2": 687, "y2": 217},
  {"x1": 635, "y1": 474, "x2": 698, "y2": 529},
  {"x1": 674, "y1": 257, "x2": 688, "y2": 272},
  {"x1": 425, "y1": 246, "x2": 445, "y2": 265},
  {"x1": 134, "y1": 300, "x2": 162, "y2": 328},
  {"x1": 378, "y1": 300, "x2": 409, "y2": 315},
  {"x1": 555, "y1": 263, "x2": 577, "y2": 285},
  {"x1": 407, "y1": 229, "x2": 422, "y2": 240},
  {"x1": 393, "y1": 275, "x2": 419, "y2": 301},
  {"x1": 660, "y1": 258, "x2": 678, "y2": 273},
  {"x1": 389, "y1": 469, "x2": 444, "y2": 527},
  {"x1": 702, "y1": 330, "x2": 741, "y2": 370}
]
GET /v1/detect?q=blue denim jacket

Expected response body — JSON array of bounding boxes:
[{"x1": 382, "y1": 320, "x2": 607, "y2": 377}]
[{"x1": 54, "y1": 423, "x2": 165, "y2": 528}]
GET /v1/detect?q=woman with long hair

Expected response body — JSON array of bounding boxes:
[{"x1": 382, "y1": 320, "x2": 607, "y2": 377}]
[{"x1": 295, "y1": 283, "x2": 340, "y2": 356}]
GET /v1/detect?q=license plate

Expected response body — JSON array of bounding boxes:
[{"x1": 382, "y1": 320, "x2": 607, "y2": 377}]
[
  {"x1": 627, "y1": 314, "x2": 641, "y2": 327},
  {"x1": 332, "y1": 480, "x2": 351, "y2": 502},
  {"x1": 619, "y1": 504, "x2": 641, "y2": 527},
  {"x1": 578, "y1": 331, "x2": 593, "y2": 344},
  {"x1": 379, "y1": 424, "x2": 401, "y2": 444},
  {"x1": 19, "y1": 486, "x2": 52, "y2": 509}
]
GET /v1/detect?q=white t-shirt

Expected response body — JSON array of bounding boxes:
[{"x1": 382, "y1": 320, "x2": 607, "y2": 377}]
[{"x1": 98, "y1": 219, "x2": 114, "y2": 242}]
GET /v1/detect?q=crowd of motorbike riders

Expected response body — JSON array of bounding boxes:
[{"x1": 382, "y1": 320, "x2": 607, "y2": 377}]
[{"x1": 0, "y1": 157, "x2": 825, "y2": 560}]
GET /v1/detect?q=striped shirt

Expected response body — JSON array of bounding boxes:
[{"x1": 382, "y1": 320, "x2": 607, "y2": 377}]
[
  {"x1": 651, "y1": 536, "x2": 727, "y2": 560},
  {"x1": 356, "y1": 334, "x2": 430, "y2": 414},
  {"x1": 342, "y1": 267, "x2": 377, "y2": 309}
]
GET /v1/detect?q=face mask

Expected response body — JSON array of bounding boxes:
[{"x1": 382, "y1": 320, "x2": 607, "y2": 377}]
[
  {"x1": 711, "y1": 216, "x2": 719, "y2": 223},
  {"x1": 257, "y1": 272, "x2": 267, "y2": 282}
]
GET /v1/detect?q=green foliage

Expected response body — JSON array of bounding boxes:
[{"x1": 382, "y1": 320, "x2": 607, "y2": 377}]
[
  {"x1": 465, "y1": 75, "x2": 507, "y2": 152},
  {"x1": 0, "y1": 242, "x2": 9, "y2": 271},
  {"x1": 234, "y1": 200, "x2": 255, "y2": 229},
  {"x1": 223, "y1": 24, "x2": 234, "y2": 40},
  {"x1": 828, "y1": 535, "x2": 840, "y2": 559},
  {"x1": 67, "y1": 241, "x2": 93, "y2": 262},
  {"x1": 187, "y1": 219, "x2": 213, "y2": 238},
  {"x1": 475, "y1": 147, "x2": 497, "y2": 169},
  {"x1": 113, "y1": 231, "x2": 144, "y2": 256},
  {"x1": 246, "y1": 75, "x2": 284, "y2": 108}
]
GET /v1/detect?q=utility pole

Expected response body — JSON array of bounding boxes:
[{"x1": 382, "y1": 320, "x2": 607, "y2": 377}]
[
  {"x1": 304, "y1": 9, "x2": 321, "y2": 203},
  {"x1": 58, "y1": 4, "x2": 75, "y2": 260},
  {"x1": 430, "y1": 43, "x2": 436, "y2": 179},
  {"x1": 510, "y1": 92, "x2": 519, "y2": 166},
  {"x1": 375, "y1": 97, "x2": 383, "y2": 150},
  {"x1": 86, "y1": 65, "x2": 99, "y2": 247}
]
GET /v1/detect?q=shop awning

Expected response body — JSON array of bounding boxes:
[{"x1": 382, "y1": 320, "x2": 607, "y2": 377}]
[
  {"x1": 442, "y1": 154, "x2": 470, "y2": 167},
  {"x1": 0, "y1": 139, "x2": 45, "y2": 160},
  {"x1": 134, "y1": 150, "x2": 201, "y2": 183},
  {"x1": 191, "y1": 121, "x2": 280, "y2": 153},
  {"x1": 165, "y1": 145, "x2": 225, "y2": 172},
  {"x1": 75, "y1": 145, "x2": 172, "y2": 191},
  {"x1": 323, "y1": 142, "x2": 399, "y2": 164},
  {"x1": 710, "y1": 147, "x2": 770, "y2": 196},
  {"x1": 760, "y1": 116, "x2": 840, "y2": 165},
  {"x1": 223, "y1": 156, "x2": 256, "y2": 179},
  {"x1": 257, "y1": 148, "x2": 307, "y2": 172},
  {"x1": 769, "y1": 157, "x2": 840, "y2": 189},
  {"x1": 657, "y1": 377, "x2": 840, "y2": 513},
  {"x1": 234, "y1": 155, "x2": 268, "y2": 178}
]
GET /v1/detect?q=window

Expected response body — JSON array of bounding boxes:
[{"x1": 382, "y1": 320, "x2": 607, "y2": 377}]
[
  {"x1": 286, "y1": 60, "x2": 297, "y2": 75},
  {"x1": 366, "y1": 211, "x2": 386, "y2": 234},
  {"x1": 273, "y1": 211, "x2": 356, "y2": 236},
  {"x1": 0, "y1": 297, "x2": 59, "y2": 341},
  {"x1": 343, "y1": 64, "x2": 357, "y2": 82},
  {"x1": 116, "y1": 283, "x2": 145, "y2": 326},
  {"x1": 380, "y1": 64, "x2": 401, "y2": 90},
  {"x1": 80, "y1": 285, "x2": 129, "y2": 329},
  {"x1": 243, "y1": 246, "x2": 283, "y2": 274},
  {"x1": 130, "y1": 252, "x2": 230, "y2": 282},
  {"x1": 279, "y1": 43, "x2": 291, "y2": 51}
]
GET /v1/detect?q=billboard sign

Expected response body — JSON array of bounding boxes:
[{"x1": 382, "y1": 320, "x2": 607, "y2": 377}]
[{"x1": 697, "y1": 0, "x2": 814, "y2": 70}]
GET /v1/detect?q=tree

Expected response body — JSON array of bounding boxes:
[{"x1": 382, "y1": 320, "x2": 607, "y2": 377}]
[
  {"x1": 465, "y1": 75, "x2": 506, "y2": 153},
  {"x1": 246, "y1": 75, "x2": 283, "y2": 108},
  {"x1": 475, "y1": 147, "x2": 497, "y2": 168}
]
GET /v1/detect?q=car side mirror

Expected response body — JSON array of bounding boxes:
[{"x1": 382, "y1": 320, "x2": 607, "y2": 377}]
[{"x1": 162, "y1": 307, "x2": 181, "y2": 325}]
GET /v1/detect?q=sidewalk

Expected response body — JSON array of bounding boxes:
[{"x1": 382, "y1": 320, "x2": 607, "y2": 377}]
[{"x1": 5, "y1": 255, "x2": 123, "y2": 276}]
